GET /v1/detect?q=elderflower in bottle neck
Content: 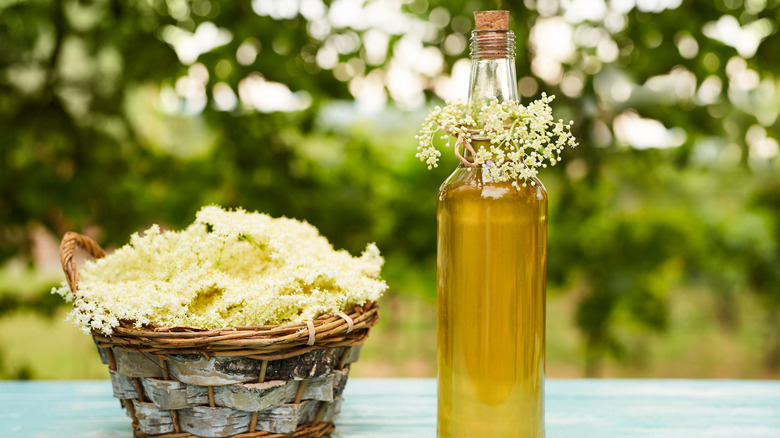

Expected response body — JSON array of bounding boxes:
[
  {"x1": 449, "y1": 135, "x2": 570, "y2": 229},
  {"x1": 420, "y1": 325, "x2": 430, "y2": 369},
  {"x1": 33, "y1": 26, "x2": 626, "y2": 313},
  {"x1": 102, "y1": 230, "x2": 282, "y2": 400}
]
[{"x1": 467, "y1": 29, "x2": 519, "y2": 119}]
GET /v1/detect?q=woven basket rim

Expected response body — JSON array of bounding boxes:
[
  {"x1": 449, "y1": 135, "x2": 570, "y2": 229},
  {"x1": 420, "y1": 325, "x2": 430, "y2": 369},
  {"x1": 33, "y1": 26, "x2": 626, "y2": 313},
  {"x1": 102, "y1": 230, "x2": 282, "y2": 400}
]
[
  {"x1": 60, "y1": 231, "x2": 380, "y2": 359},
  {"x1": 103, "y1": 301, "x2": 376, "y2": 336}
]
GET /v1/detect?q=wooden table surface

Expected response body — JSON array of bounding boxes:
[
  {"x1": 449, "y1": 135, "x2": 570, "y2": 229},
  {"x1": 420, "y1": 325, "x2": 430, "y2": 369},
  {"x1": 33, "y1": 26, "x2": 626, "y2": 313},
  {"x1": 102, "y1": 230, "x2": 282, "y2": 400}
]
[{"x1": 2, "y1": 378, "x2": 779, "y2": 437}]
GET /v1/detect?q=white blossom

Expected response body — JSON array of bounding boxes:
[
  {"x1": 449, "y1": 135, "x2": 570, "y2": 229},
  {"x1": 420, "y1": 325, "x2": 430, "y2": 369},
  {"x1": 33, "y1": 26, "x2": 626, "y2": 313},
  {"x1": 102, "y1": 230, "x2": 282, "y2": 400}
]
[
  {"x1": 52, "y1": 206, "x2": 388, "y2": 335},
  {"x1": 416, "y1": 94, "x2": 578, "y2": 184}
]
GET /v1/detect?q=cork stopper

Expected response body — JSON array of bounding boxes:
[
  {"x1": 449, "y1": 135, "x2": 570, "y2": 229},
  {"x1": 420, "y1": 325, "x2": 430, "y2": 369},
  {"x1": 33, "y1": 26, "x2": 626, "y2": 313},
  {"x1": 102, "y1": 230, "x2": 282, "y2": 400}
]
[{"x1": 474, "y1": 10, "x2": 509, "y2": 30}]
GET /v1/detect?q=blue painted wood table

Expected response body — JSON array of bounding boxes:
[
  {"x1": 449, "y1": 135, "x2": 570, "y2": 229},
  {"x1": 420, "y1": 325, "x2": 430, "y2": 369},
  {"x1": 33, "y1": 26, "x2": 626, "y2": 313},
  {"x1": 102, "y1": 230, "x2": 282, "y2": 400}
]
[{"x1": 2, "y1": 379, "x2": 779, "y2": 437}]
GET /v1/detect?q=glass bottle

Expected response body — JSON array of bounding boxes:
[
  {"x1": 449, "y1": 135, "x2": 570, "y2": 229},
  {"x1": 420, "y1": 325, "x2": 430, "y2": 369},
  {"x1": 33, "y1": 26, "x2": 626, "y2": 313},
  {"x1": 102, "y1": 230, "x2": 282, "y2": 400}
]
[{"x1": 437, "y1": 11, "x2": 546, "y2": 438}]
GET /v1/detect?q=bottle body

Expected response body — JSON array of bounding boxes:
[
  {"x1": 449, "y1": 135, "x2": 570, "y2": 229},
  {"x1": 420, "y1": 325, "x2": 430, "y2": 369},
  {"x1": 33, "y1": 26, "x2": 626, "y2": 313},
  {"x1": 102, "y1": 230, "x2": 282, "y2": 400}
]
[{"x1": 437, "y1": 165, "x2": 547, "y2": 438}]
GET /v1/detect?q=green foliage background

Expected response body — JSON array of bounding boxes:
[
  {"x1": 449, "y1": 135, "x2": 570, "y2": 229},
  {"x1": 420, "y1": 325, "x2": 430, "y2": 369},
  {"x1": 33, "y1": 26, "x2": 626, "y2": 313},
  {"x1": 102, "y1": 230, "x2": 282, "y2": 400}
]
[{"x1": 1, "y1": 0, "x2": 779, "y2": 378}]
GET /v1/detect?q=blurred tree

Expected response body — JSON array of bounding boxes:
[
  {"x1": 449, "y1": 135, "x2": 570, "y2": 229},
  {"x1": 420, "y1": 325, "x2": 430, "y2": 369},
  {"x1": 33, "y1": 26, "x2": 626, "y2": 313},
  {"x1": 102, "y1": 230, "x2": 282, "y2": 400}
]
[{"x1": 0, "y1": 0, "x2": 778, "y2": 376}]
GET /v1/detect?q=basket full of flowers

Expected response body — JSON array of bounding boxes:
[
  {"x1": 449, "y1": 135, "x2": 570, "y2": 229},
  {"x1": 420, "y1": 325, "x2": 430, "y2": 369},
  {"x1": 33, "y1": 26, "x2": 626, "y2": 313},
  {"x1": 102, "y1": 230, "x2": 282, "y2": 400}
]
[{"x1": 55, "y1": 206, "x2": 385, "y2": 438}]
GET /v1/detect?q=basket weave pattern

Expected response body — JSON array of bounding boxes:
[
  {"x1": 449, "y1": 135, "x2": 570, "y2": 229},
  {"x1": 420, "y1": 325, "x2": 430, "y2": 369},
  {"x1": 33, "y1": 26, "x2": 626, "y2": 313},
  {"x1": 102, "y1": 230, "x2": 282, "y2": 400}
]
[{"x1": 60, "y1": 232, "x2": 380, "y2": 438}]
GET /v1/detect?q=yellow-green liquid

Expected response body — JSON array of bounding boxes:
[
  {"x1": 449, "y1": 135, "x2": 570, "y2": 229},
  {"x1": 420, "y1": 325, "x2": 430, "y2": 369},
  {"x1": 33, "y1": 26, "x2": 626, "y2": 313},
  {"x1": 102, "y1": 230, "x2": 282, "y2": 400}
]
[{"x1": 437, "y1": 165, "x2": 547, "y2": 438}]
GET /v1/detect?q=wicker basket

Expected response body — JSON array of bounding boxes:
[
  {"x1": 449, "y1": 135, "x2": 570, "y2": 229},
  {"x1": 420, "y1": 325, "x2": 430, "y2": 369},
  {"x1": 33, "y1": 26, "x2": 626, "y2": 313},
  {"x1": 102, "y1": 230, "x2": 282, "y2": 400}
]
[{"x1": 60, "y1": 232, "x2": 380, "y2": 438}]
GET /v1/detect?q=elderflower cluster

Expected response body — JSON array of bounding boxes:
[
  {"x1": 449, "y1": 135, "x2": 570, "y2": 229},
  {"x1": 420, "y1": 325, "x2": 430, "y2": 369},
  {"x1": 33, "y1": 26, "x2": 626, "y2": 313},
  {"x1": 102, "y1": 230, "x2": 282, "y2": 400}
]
[
  {"x1": 415, "y1": 94, "x2": 578, "y2": 186},
  {"x1": 52, "y1": 206, "x2": 388, "y2": 335}
]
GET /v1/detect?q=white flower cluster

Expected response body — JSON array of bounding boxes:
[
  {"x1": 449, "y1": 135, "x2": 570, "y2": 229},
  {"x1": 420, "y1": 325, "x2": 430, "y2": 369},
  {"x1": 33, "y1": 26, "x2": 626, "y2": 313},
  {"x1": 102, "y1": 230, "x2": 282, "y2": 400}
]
[
  {"x1": 415, "y1": 94, "x2": 578, "y2": 186},
  {"x1": 53, "y1": 206, "x2": 388, "y2": 335}
]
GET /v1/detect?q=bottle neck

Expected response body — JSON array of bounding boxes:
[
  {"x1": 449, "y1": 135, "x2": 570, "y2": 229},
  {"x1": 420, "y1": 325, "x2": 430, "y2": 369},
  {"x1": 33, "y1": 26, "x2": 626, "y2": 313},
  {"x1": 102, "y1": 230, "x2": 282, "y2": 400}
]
[{"x1": 467, "y1": 30, "x2": 518, "y2": 115}]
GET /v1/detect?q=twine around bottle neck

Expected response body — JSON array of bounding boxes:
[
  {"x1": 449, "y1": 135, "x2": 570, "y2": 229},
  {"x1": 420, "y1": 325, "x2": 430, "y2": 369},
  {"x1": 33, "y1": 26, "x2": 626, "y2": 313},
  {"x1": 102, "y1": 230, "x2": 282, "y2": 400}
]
[{"x1": 470, "y1": 29, "x2": 515, "y2": 60}]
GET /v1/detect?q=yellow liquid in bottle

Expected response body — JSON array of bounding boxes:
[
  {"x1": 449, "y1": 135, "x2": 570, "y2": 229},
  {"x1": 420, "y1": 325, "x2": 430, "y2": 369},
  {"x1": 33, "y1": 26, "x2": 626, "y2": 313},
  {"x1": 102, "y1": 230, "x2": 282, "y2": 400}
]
[{"x1": 437, "y1": 165, "x2": 547, "y2": 438}]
